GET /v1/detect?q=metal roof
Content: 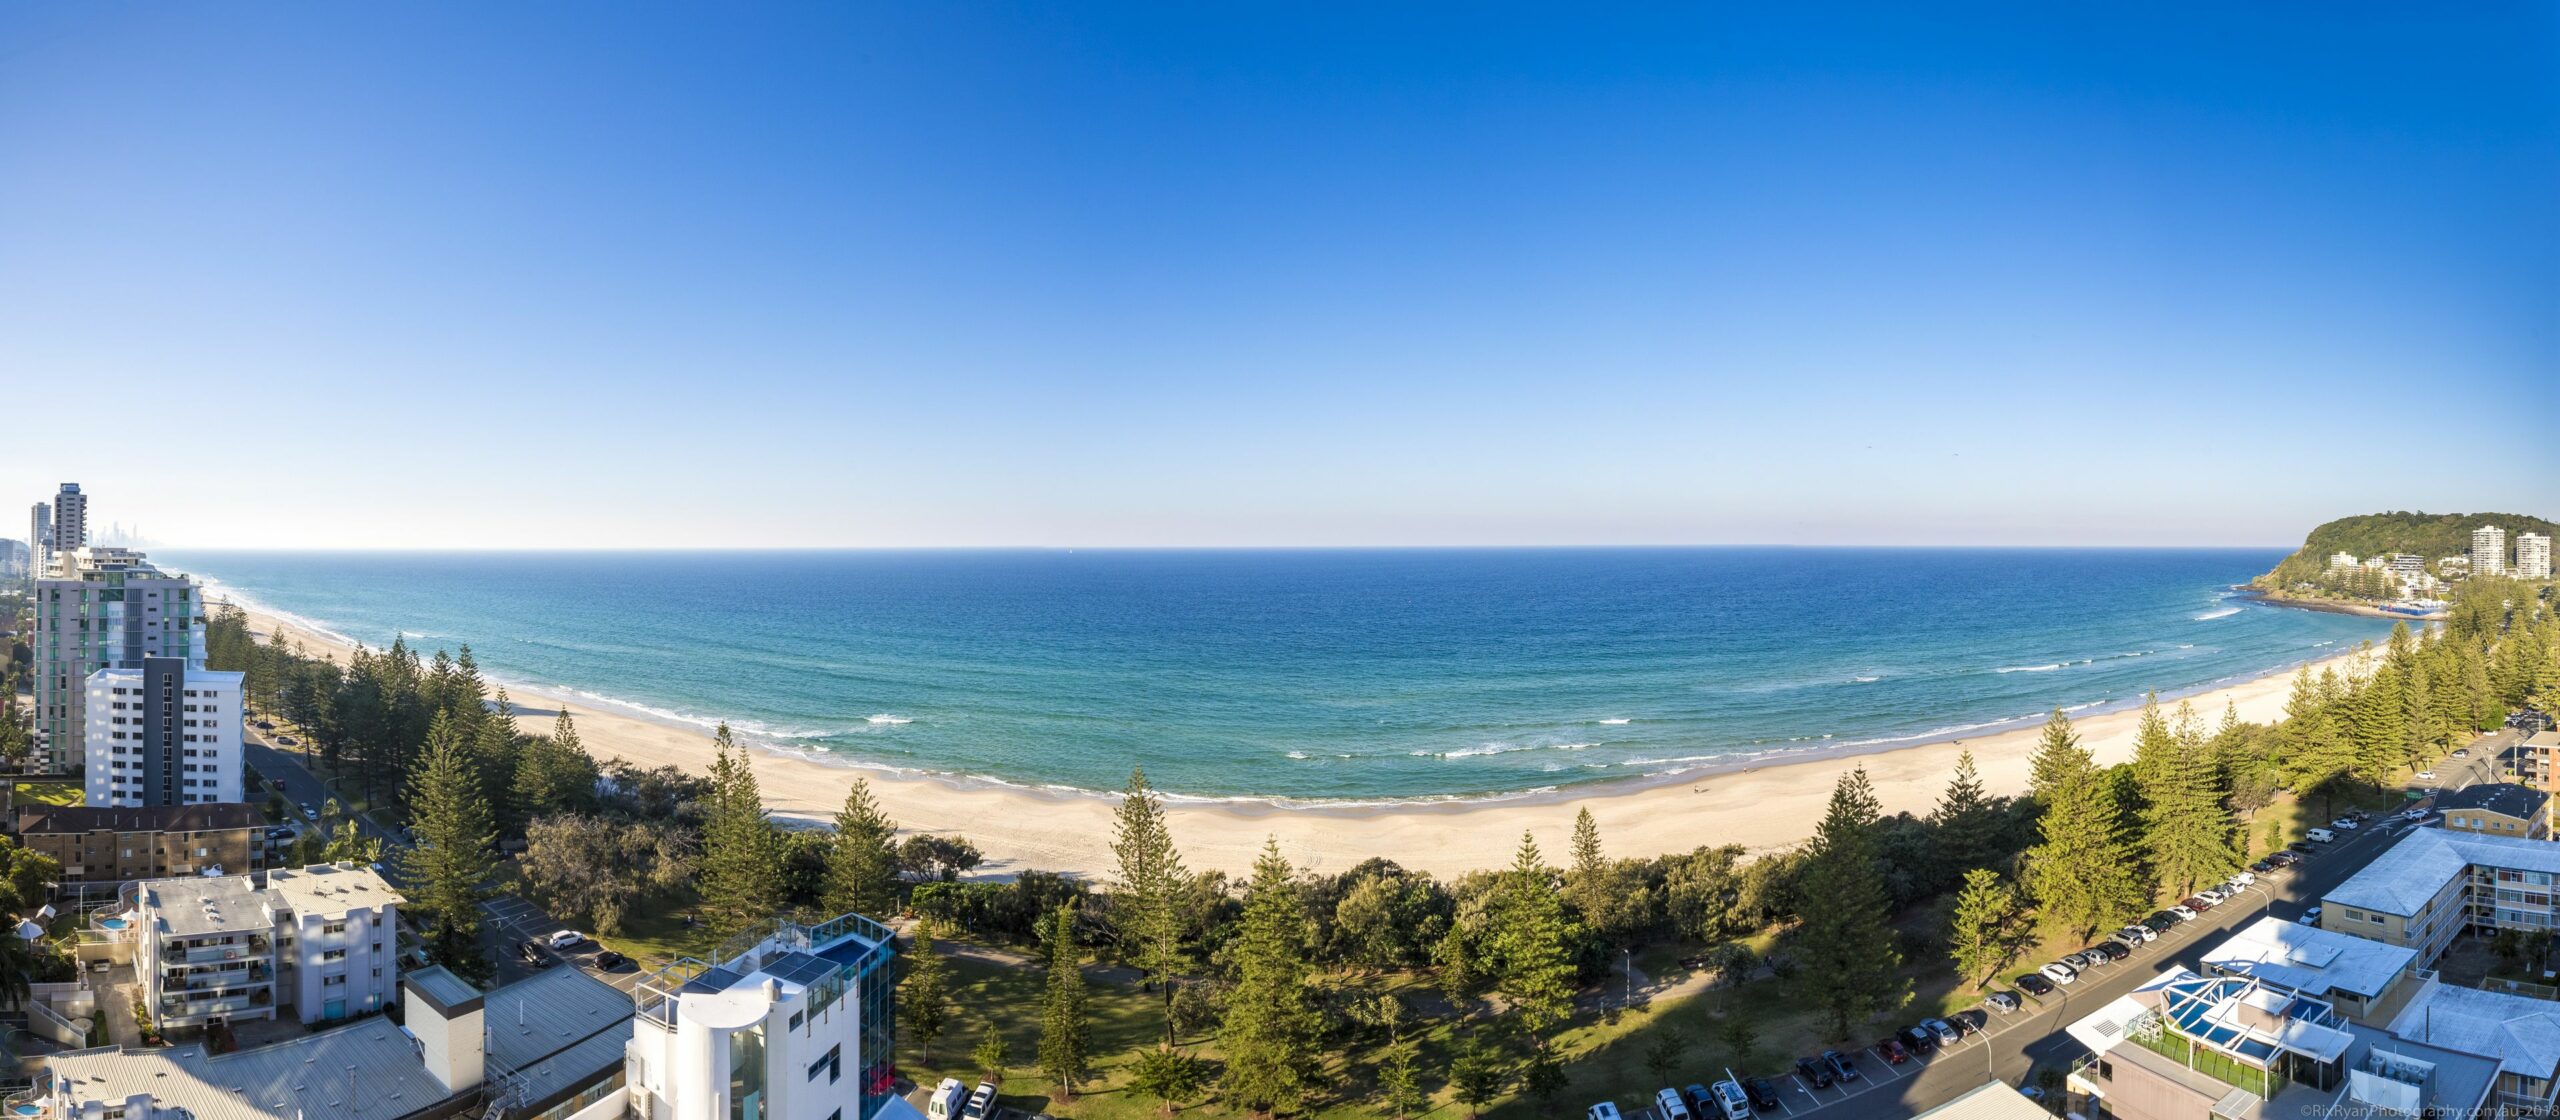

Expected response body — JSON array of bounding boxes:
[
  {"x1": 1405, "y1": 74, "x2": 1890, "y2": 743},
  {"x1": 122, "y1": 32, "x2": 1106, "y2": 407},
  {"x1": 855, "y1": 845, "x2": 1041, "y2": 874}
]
[
  {"x1": 2323, "y1": 827, "x2": 2560, "y2": 917},
  {"x1": 47, "y1": 1018, "x2": 455, "y2": 1120},
  {"x1": 2431, "y1": 782, "x2": 2551, "y2": 820},
  {"x1": 405, "y1": 965, "x2": 482, "y2": 1013},
  {"x1": 2202, "y1": 916, "x2": 2418, "y2": 1001},
  {"x1": 14, "y1": 803, "x2": 263, "y2": 834},
  {"x1": 484, "y1": 962, "x2": 637, "y2": 1075},
  {"x1": 2387, "y1": 981, "x2": 2560, "y2": 1083},
  {"x1": 138, "y1": 874, "x2": 273, "y2": 938},
  {"x1": 1909, "y1": 1081, "x2": 2054, "y2": 1120}
]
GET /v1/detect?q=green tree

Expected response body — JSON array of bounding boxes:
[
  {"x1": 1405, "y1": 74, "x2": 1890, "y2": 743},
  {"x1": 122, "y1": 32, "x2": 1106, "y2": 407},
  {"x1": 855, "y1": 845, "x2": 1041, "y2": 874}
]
[
  {"x1": 1522, "y1": 1053, "x2": 1569, "y2": 1116},
  {"x1": 2025, "y1": 762, "x2": 2145, "y2": 941},
  {"x1": 1793, "y1": 766, "x2": 1906, "y2": 1039},
  {"x1": 1038, "y1": 907, "x2": 1093, "y2": 1098},
  {"x1": 1946, "y1": 868, "x2": 2019, "y2": 990},
  {"x1": 1377, "y1": 1042, "x2": 1426, "y2": 1120},
  {"x1": 1495, "y1": 830, "x2": 1578, "y2": 1042},
  {"x1": 1220, "y1": 838, "x2": 1321, "y2": 1117},
  {"x1": 1565, "y1": 807, "x2": 1614, "y2": 937},
  {"x1": 395, "y1": 710, "x2": 501, "y2": 982},
  {"x1": 1718, "y1": 1007, "x2": 1758, "y2": 1071},
  {"x1": 1451, "y1": 1039, "x2": 1511, "y2": 1120},
  {"x1": 697, "y1": 725, "x2": 783, "y2": 938},
  {"x1": 901, "y1": 928, "x2": 953, "y2": 1062},
  {"x1": 1931, "y1": 749, "x2": 1998, "y2": 872},
  {"x1": 2140, "y1": 704, "x2": 2238, "y2": 898},
  {"x1": 973, "y1": 1023, "x2": 1010, "y2": 1085},
  {"x1": 2027, "y1": 709, "x2": 2090, "y2": 804},
  {"x1": 1644, "y1": 1026, "x2": 1690, "y2": 1084},
  {"x1": 824, "y1": 777, "x2": 902, "y2": 918},
  {"x1": 1130, "y1": 1046, "x2": 1209, "y2": 1117},
  {"x1": 1112, "y1": 766, "x2": 1193, "y2": 1047}
]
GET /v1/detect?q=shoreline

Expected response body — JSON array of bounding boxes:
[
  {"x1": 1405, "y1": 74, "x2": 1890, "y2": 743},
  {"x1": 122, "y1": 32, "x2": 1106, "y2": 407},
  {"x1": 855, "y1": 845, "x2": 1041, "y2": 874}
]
[
  {"x1": 229, "y1": 599, "x2": 2374, "y2": 879},
  {"x1": 2236, "y1": 586, "x2": 2447, "y2": 622}
]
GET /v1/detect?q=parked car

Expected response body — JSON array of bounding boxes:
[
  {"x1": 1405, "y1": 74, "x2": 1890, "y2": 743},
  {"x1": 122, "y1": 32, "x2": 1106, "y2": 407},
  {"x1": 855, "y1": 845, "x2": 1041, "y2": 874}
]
[
  {"x1": 1986, "y1": 990, "x2": 2024, "y2": 1014},
  {"x1": 2331, "y1": 818, "x2": 2359, "y2": 831},
  {"x1": 2249, "y1": 860, "x2": 2275, "y2": 874},
  {"x1": 1823, "y1": 1050, "x2": 1860, "y2": 1081},
  {"x1": 2453, "y1": 748, "x2": 2471, "y2": 759},
  {"x1": 547, "y1": 929, "x2": 587, "y2": 951},
  {"x1": 1952, "y1": 1009, "x2": 1988, "y2": 1036},
  {"x1": 2305, "y1": 828, "x2": 2336, "y2": 844},
  {"x1": 276, "y1": 735, "x2": 297, "y2": 746},
  {"x1": 1899, "y1": 1025, "x2": 1938, "y2": 1055},
  {"x1": 2182, "y1": 895, "x2": 2215, "y2": 912},
  {"x1": 2168, "y1": 904, "x2": 2199, "y2": 921},
  {"x1": 2016, "y1": 973, "x2": 2056, "y2": 997},
  {"x1": 299, "y1": 802, "x2": 318, "y2": 817},
  {"x1": 961, "y1": 1081, "x2": 999, "y2": 1120},
  {"x1": 1683, "y1": 1084, "x2": 1716, "y2": 1117},
  {"x1": 1922, "y1": 1019, "x2": 1959, "y2": 1046},
  {"x1": 2302, "y1": 906, "x2": 2323, "y2": 925},
  {"x1": 2041, "y1": 962, "x2": 2080, "y2": 985},
  {"x1": 1878, "y1": 1038, "x2": 1910, "y2": 1064},
  {"x1": 2060, "y1": 952, "x2": 2093, "y2": 970},
  {"x1": 1708, "y1": 1080, "x2": 1753, "y2": 1120},
  {"x1": 1586, "y1": 1104, "x2": 1622, "y2": 1120},
  {"x1": 2107, "y1": 929, "x2": 2144, "y2": 950},
  {"x1": 2129, "y1": 923, "x2": 2159, "y2": 941},
  {"x1": 928, "y1": 1079, "x2": 968, "y2": 1120},
  {"x1": 2416, "y1": 770, "x2": 2438, "y2": 782},
  {"x1": 1743, "y1": 1079, "x2": 1783, "y2": 1112},
  {"x1": 266, "y1": 826, "x2": 298, "y2": 841},
  {"x1": 2229, "y1": 870, "x2": 2256, "y2": 887},
  {"x1": 2091, "y1": 942, "x2": 2130, "y2": 963},
  {"x1": 595, "y1": 950, "x2": 629, "y2": 971},
  {"x1": 2144, "y1": 913, "x2": 2178, "y2": 932},
  {"x1": 1657, "y1": 1087, "x2": 1695, "y2": 1120},
  {"x1": 1794, "y1": 1057, "x2": 1835, "y2": 1089},
  {"x1": 255, "y1": 720, "x2": 275, "y2": 730}
]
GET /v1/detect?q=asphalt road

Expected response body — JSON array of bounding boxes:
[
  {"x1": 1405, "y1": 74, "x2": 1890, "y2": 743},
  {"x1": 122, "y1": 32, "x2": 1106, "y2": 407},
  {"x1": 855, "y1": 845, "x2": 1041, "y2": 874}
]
[{"x1": 1765, "y1": 809, "x2": 2414, "y2": 1120}]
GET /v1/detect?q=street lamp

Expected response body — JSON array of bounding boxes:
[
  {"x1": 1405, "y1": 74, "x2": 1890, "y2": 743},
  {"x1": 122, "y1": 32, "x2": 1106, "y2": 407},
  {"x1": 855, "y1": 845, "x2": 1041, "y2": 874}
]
[{"x1": 1623, "y1": 948, "x2": 1634, "y2": 1005}]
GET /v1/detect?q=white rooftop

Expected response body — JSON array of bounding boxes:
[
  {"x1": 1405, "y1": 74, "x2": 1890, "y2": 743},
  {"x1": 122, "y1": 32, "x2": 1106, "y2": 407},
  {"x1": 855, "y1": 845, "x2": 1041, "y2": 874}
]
[
  {"x1": 1910, "y1": 1081, "x2": 2054, "y2": 1120},
  {"x1": 265, "y1": 861, "x2": 404, "y2": 917},
  {"x1": 2324, "y1": 828, "x2": 2560, "y2": 917},
  {"x1": 2387, "y1": 981, "x2": 2560, "y2": 1083},
  {"x1": 138, "y1": 875, "x2": 273, "y2": 939},
  {"x1": 47, "y1": 1018, "x2": 453, "y2": 1120},
  {"x1": 2203, "y1": 916, "x2": 2419, "y2": 1001}
]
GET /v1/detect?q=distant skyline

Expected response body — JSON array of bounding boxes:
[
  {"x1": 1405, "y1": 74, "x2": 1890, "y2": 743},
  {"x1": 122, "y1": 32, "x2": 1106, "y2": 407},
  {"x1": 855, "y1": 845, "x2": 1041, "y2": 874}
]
[{"x1": 4, "y1": 4, "x2": 2555, "y2": 549}]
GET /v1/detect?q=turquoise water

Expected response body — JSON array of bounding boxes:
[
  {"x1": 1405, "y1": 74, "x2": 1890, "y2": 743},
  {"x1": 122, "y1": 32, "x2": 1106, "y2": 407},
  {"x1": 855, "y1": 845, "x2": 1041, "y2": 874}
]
[{"x1": 160, "y1": 549, "x2": 2393, "y2": 802}]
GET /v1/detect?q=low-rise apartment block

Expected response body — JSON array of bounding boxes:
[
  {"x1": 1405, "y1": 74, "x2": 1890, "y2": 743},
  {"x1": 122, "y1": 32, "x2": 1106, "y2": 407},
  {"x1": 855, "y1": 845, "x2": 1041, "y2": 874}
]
[
  {"x1": 2321, "y1": 827, "x2": 2560, "y2": 966},
  {"x1": 2387, "y1": 980, "x2": 2560, "y2": 1115},
  {"x1": 11, "y1": 803, "x2": 267, "y2": 888},
  {"x1": 2433, "y1": 783, "x2": 2552, "y2": 841},
  {"x1": 125, "y1": 862, "x2": 404, "y2": 1033}
]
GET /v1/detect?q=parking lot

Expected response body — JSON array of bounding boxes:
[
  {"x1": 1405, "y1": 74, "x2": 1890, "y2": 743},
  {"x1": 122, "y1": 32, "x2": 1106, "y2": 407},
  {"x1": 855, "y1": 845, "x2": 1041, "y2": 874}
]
[{"x1": 480, "y1": 894, "x2": 650, "y2": 993}]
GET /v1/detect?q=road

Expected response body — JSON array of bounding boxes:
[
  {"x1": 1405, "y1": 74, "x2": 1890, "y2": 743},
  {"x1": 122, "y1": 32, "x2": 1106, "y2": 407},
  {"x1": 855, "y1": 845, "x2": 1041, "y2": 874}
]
[{"x1": 1774, "y1": 808, "x2": 2412, "y2": 1120}]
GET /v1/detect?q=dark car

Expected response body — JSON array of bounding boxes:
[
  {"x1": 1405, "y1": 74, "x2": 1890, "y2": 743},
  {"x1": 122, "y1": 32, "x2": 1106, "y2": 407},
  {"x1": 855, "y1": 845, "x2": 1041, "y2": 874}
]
[
  {"x1": 2017, "y1": 973, "x2": 2056, "y2": 997},
  {"x1": 276, "y1": 735, "x2": 297, "y2": 746},
  {"x1": 1899, "y1": 1025, "x2": 1938, "y2": 1055},
  {"x1": 1743, "y1": 1079, "x2": 1783, "y2": 1112},
  {"x1": 255, "y1": 720, "x2": 275, "y2": 730},
  {"x1": 595, "y1": 950, "x2": 629, "y2": 971},
  {"x1": 1822, "y1": 1050, "x2": 1859, "y2": 1081},
  {"x1": 2144, "y1": 913, "x2": 2177, "y2": 932},
  {"x1": 1878, "y1": 1038, "x2": 1909, "y2": 1064},
  {"x1": 1794, "y1": 1057, "x2": 1835, "y2": 1089},
  {"x1": 1951, "y1": 1009, "x2": 1988, "y2": 1036},
  {"x1": 2249, "y1": 859, "x2": 2275, "y2": 874},
  {"x1": 2091, "y1": 942, "x2": 2130, "y2": 963},
  {"x1": 2181, "y1": 896, "x2": 2215, "y2": 913}
]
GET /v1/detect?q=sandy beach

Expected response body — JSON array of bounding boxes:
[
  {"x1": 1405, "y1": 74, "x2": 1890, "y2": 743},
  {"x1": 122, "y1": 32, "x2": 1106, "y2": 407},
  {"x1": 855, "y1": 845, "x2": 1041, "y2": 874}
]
[{"x1": 239, "y1": 604, "x2": 2368, "y2": 880}]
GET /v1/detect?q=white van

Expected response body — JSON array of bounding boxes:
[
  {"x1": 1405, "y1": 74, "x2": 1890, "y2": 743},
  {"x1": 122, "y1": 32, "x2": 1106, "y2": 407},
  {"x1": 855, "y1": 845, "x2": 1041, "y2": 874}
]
[
  {"x1": 1657, "y1": 1088, "x2": 1694, "y2": 1120},
  {"x1": 927, "y1": 1079, "x2": 967, "y2": 1120},
  {"x1": 961, "y1": 1081, "x2": 999, "y2": 1120},
  {"x1": 2306, "y1": 827, "x2": 2336, "y2": 844}
]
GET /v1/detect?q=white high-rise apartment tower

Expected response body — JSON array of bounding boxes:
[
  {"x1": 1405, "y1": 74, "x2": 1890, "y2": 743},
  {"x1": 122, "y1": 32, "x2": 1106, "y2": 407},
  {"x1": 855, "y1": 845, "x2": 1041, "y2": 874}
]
[
  {"x1": 28, "y1": 501, "x2": 49, "y2": 573},
  {"x1": 84, "y1": 657, "x2": 244, "y2": 807},
  {"x1": 47, "y1": 482, "x2": 86, "y2": 558},
  {"x1": 31, "y1": 548, "x2": 205, "y2": 776},
  {"x1": 2471, "y1": 524, "x2": 2508, "y2": 577},
  {"x1": 2519, "y1": 533, "x2": 2552, "y2": 580}
]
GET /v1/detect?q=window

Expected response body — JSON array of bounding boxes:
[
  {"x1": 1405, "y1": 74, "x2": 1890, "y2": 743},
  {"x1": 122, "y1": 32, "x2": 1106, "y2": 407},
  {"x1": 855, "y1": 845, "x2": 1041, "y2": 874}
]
[{"x1": 809, "y1": 1044, "x2": 841, "y2": 1083}]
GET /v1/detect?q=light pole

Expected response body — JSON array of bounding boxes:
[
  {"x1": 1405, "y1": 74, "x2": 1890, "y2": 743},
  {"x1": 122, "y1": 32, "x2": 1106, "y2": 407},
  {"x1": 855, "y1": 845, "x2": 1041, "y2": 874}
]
[{"x1": 1623, "y1": 948, "x2": 1634, "y2": 1006}]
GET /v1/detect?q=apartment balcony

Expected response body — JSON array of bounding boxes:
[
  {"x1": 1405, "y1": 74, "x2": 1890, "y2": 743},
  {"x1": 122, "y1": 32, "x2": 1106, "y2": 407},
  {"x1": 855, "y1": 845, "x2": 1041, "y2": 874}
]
[
  {"x1": 162, "y1": 966, "x2": 271, "y2": 991},
  {"x1": 160, "y1": 938, "x2": 268, "y2": 965},
  {"x1": 161, "y1": 989, "x2": 270, "y2": 1018}
]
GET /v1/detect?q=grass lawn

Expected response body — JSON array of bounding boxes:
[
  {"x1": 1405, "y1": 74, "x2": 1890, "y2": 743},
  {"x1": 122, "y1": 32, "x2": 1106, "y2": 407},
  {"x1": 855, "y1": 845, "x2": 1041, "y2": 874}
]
[
  {"x1": 591, "y1": 902, "x2": 726, "y2": 968},
  {"x1": 13, "y1": 779, "x2": 83, "y2": 807}
]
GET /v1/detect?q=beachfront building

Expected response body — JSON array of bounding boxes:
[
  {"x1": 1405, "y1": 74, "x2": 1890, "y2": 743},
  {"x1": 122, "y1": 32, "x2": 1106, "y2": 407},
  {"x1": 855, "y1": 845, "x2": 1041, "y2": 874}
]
[
  {"x1": 2441, "y1": 555, "x2": 2472, "y2": 579},
  {"x1": 2519, "y1": 731, "x2": 2560, "y2": 792},
  {"x1": 2061, "y1": 966, "x2": 2497, "y2": 1120},
  {"x1": 2520, "y1": 533, "x2": 2553, "y2": 581},
  {"x1": 125, "y1": 862, "x2": 404, "y2": 1032},
  {"x1": 2329, "y1": 551, "x2": 2359, "y2": 572},
  {"x1": 81, "y1": 658, "x2": 244, "y2": 808},
  {"x1": 36, "y1": 962, "x2": 633, "y2": 1120},
  {"x1": 2432, "y1": 783, "x2": 2552, "y2": 841},
  {"x1": 2385, "y1": 980, "x2": 2560, "y2": 1115},
  {"x1": 46, "y1": 482, "x2": 87, "y2": 558},
  {"x1": 2473, "y1": 525, "x2": 2509, "y2": 577},
  {"x1": 625, "y1": 909, "x2": 899, "y2": 1120},
  {"x1": 30, "y1": 547, "x2": 204, "y2": 773},
  {"x1": 2320, "y1": 827, "x2": 2560, "y2": 966},
  {"x1": 2199, "y1": 917, "x2": 2422, "y2": 1025},
  {"x1": 2386, "y1": 553, "x2": 2424, "y2": 577},
  {"x1": 11, "y1": 803, "x2": 268, "y2": 892}
]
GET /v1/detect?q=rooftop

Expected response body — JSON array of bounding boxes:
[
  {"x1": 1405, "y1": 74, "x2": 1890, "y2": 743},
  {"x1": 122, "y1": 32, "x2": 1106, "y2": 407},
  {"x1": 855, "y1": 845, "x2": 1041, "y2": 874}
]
[
  {"x1": 2202, "y1": 916, "x2": 2419, "y2": 1002},
  {"x1": 14, "y1": 803, "x2": 263, "y2": 835},
  {"x1": 46, "y1": 1017, "x2": 455, "y2": 1120},
  {"x1": 2432, "y1": 782, "x2": 2552, "y2": 821},
  {"x1": 483, "y1": 965, "x2": 636, "y2": 1114},
  {"x1": 138, "y1": 874, "x2": 273, "y2": 939},
  {"x1": 265, "y1": 861, "x2": 405, "y2": 917},
  {"x1": 2323, "y1": 828, "x2": 2560, "y2": 918},
  {"x1": 1910, "y1": 1082, "x2": 2053, "y2": 1120},
  {"x1": 2386, "y1": 981, "x2": 2560, "y2": 1083}
]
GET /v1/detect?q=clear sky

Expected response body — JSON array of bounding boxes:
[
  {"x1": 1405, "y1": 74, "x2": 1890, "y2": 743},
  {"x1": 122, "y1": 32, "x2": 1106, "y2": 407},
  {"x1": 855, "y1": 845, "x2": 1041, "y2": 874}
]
[{"x1": 4, "y1": 4, "x2": 2554, "y2": 549}]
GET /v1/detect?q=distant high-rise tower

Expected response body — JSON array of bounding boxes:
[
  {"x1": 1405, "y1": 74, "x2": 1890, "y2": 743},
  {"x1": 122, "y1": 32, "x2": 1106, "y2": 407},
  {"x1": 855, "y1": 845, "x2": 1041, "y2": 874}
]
[
  {"x1": 2472, "y1": 525, "x2": 2508, "y2": 578},
  {"x1": 2519, "y1": 533, "x2": 2552, "y2": 581},
  {"x1": 30, "y1": 548, "x2": 204, "y2": 776},
  {"x1": 29, "y1": 501, "x2": 51, "y2": 573},
  {"x1": 48, "y1": 483, "x2": 87, "y2": 558}
]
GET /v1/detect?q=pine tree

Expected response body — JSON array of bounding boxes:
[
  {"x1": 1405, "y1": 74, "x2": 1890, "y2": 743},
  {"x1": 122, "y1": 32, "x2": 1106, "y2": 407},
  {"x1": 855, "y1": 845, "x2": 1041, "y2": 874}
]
[
  {"x1": 1946, "y1": 868, "x2": 2017, "y2": 991},
  {"x1": 824, "y1": 777, "x2": 901, "y2": 918},
  {"x1": 973, "y1": 1024, "x2": 1010, "y2": 1085},
  {"x1": 396, "y1": 710, "x2": 500, "y2": 982},
  {"x1": 1220, "y1": 838, "x2": 1320, "y2": 1117},
  {"x1": 2027, "y1": 710, "x2": 2090, "y2": 804},
  {"x1": 1793, "y1": 767, "x2": 1906, "y2": 1039},
  {"x1": 1130, "y1": 1046, "x2": 1209, "y2": 1117},
  {"x1": 1377, "y1": 1041, "x2": 1425, "y2": 1120},
  {"x1": 901, "y1": 928, "x2": 953, "y2": 1062},
  {"x1": 1931, "y1": 750, "x2": 1996, "y2": 872},
  {"x1": 1112, "y1": 767, "x2": 1193, "y2": 1047},
  {"x1": 1496, "y1": 830, "x2": 1579, "y2": 1042},
  {"x1": 1565, "y1": 807, "x2": 1612, "y2": 936},
  {"x1": 2140, "y1": 704, "x2": 2237, "y2": 898},
  {"x1": 475, "y1": 689, "x2": 521, "y2": 834},
  {"x1": 1450, "y1": 1039, "x2": 1511, "y2": 1120},
  {"x1": 2025, "y1": 762, "x2": 2144, "y2": 941},
  {"x1": 2129, "y1": 695, "x2": 2176, "y2": 795},
  {"x1": 698, "y1": 725, "x2": 783, "y2": 938},
  {"x1": 1038, "y1": 907, "x2": 1093, "y2": 1098}
]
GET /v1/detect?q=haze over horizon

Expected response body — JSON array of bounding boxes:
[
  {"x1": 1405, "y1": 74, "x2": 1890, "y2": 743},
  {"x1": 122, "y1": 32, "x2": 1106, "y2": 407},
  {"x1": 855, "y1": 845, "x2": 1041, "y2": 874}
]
[{"x1": 5, "y1": 4, "x2": 2556, "y2": 550}]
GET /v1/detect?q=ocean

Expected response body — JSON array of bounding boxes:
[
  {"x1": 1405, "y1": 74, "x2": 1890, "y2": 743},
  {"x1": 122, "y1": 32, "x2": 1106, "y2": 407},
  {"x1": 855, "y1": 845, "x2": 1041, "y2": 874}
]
[{"x1": 158, "y1": 548, "x2": 2395, "y2": 803}]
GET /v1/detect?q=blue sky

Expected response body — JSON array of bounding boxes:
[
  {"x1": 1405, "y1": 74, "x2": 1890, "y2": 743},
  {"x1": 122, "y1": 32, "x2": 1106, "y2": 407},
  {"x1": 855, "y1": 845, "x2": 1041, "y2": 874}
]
[{"x1": 4, "y1": 3, "x2": 2554, "y2": 548}]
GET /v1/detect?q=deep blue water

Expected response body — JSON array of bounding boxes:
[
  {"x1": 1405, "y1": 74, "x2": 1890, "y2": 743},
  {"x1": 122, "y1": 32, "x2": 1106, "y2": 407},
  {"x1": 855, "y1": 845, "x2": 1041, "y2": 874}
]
[{"x1": 156, "y1": 549, "x2": 2393, "y2": 802}]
